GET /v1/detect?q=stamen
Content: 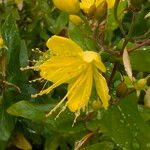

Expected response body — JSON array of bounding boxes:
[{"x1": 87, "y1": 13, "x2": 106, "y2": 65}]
[
  {"x1": 29, "y1": 78, "x2": 43, "y2": 83},
  {"x1": 46, "y1": 73, "x2": 84, "y2": 117},
  {"x1": 31, "y1": 79, "x2": 62, "y2": 98},
  {"x1": 72, "y1": 109, "x2": 80, "y2": 127},
  {"x1": 32, "y1": 64, "x2": 85, "y2": 98},
  {"x1": 46, "y1": 95, "x2": 67, "y2": 117},
  {"x1": 55, "y1": 105, "x2": 67, "y2": 120},
  {"x1": 41, "y1": 81, "x2": 48, "y2": 90},
  {"x1": 31, "y1": 48, "x2": 43, "y2": 54},
  {"x1": 28, "y1": 59, "x2": 38, "y2": 63},
  {"x1": 20, "y1": 66, "x2": 38, "y2": 71}
]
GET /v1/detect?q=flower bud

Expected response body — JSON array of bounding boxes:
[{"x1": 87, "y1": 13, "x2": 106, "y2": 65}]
[
  {"x1": 69, "y1": 15, "x2": 83, "y2": 26},
  {"x1": 116, "y1": 82, "x2": 128, "y2": 98},
  {"x1": 94, "y1": 0, "x2": 107, "y2": 22},
  {"x1": 53, "y1": 0, "x2": 80, "y2": 14},
  {"x1": 134, "y1": 78, "x2": 147, "y2": 90},
  {"x1": 80, "y1": 0, "x2": 96, "y2": 16},
  {"x1": 92, "y1": 99, "x2": 102, "y2": 110}
]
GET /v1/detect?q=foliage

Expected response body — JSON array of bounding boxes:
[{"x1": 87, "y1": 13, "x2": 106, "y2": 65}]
[{"x1": 0, "y1": 0, "x2": 150, "y2": 150}]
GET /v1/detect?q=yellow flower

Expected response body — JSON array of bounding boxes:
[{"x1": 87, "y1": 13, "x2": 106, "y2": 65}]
[
  {"x1": 32, "y1": 35, "x2": 110, "y2": 117},
  {"x1": 80, "y1": 0, "x2": 115, "y2": 15},
  {"x1": 53, "y1": 0, "x2": 80, "y2": 14},
  {"x1": 69, "y1": 15, "x2": 83, "y2": 25}
]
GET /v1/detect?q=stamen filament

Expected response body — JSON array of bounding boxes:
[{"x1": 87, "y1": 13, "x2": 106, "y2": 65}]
[{"x1": 46, "y1": 73, "x2": 84, "y2": 117}]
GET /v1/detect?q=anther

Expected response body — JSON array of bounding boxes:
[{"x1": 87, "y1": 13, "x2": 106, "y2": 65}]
[
  {"x1": 20, "y1": 66, "x2": 37, "y2": 71},
  {"x1": 31, "y1": 94, "x2": 38, "y2": 98},
  {"x1": 28, "y1": 59, "x2": 38, "y2": 63},
  {"x1": 55, "y1": 105, "x2": 67, "y2": 120},
  {"x1": 31, "y1": 48, "x2": 43, "y2": 54}
]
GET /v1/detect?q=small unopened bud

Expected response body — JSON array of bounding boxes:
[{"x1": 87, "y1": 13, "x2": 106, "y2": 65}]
[
  {"x1": 94, "y1": 0, "x2": 107, "y2": 22},
  {"x1": 80, "y1": 0, "x2": 96, "y2": 16},
  {"x1": 69, "y1": 15, "x2": 83, "y2": 26},
  {"x1": 53, "y1": 0, "x2": 80, "y2": 14},
  {"x1": 134, "y1": 78, "x2": 147, "y2": 90},
  {"x1": 92, "y1": 99, "x2": 102, "y2": 110},
  {"x1": 116, "y1": 82, "x2": 128, "y2": 98}
]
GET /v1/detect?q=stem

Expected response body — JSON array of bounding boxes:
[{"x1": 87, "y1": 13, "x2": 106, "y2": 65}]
[
  {"x1": 120, "y1": 12, "x2": 137, "y2": 55},
  {"x1": 108, "y1": 63, "x2": 118, "y2": 86},
  {"x1": 134, "y1": 29, "x2": 150, "y2": 40},
  {"x1": 128, "y1": 39, "x2": 150, "y2": 53},
  {"x1": 114, "y1": 0, "x2": 126, "y2": 36},
  {"x1": 102, "y1": 46, "x2": 120, "y2": 57},
  {"x1": 0, "y1": 80, "x2": 21, "y2": 93},
  {"x1": 93, "y1": 23, "x2": 120, "y2": 57},
  {"x1": 127, "y1": 13, "x2": 136, "y2": 38}
]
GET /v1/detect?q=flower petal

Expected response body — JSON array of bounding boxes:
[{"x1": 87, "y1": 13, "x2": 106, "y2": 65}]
[
  {"x1": 32, "y1": 64, "x2": 85, "y2": 98},
  {"x1": 94, "y1": 68, "x2": 110, "y2": 109},
  {"x1": 39, "y1": 56, "x2": 85, "y2": 83},
  {"x1": 67, "y1": 65, "x2": 93, "y2": 112},
  {"x1": 53, "y1": 0, "x2": 80, "y2": 14},
  {"x1": 93, "y1": 54, "x2": 106, "y2": 72},
  {"x1": 46, "y1": 35, "x2": 83, "y2": 56},
  {"x1": 32, "y1": 57, "x2": 86, "y2": 98}
]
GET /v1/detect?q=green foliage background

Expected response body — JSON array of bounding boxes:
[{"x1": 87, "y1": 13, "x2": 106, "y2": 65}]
[{"x1": 0, "y1": 0, "x2": 150, "y2": 150}]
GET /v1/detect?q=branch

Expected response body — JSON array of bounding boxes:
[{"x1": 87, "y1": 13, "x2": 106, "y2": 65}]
[
  {"x1": 108, "y1": 63, "x2": 119, "y2": 86},
  {"x1": 114, "y1": 0, "x2": 126, "y2": 36},
  {"x1": 0, "y1": 79, "x2": 21, "y2": 93},
  {"x1": 120, "y1": 13, "x2": 137, "y2": 55},
  {"x1": 128, "y1": 39, "x2": 150, "y2": 52},
  {"x1": 102, "y1": 46, "x2": 120, "y2": 57}
]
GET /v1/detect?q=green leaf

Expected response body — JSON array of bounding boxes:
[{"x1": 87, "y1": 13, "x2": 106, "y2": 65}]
[
  {"x1": 7, "y1": 101, "x2": 46, "y2": 122},
  {"x1": 44, "y1": 136, "x2": 61, "y2": 150},
  {"x1": 81, "y1": 141, "x2": 114, "y2": 150},
  {"x1": 130, "y1": 48, "x2": 150, "y2": 72},
  {"x1": 0, "y1": 140, "x2": 7, "y2": 150},
  {"x1": 19, "y1": 40, "x2": 28, "y2": 67},
  {"x1": 138, "y1": 105, "x2": 150, "y2": 122},
  {"x1": 68, "y1": 23, "x2": 97, "y2": 51},
  {"x1": 68, "y1": 23, "x2": 87, "y2": 49},
  {"x1": 105, "y1": 1, "x2": 127, "y2": 43},
  {"x1": 0, "y1": 106, "x2": 14, "y2": 141},
  {"x1": 2, "y1": 14, "x2": 21, "y2": 74},
  {"x1": 131, "y1": 2, "x2": 150, "y2": 37},
  {"x1": 49, "y1": 12, "x2": 69, "y2": 34},
  {"x1": 101, "y1": 94, "x2": 150, "y2": 150},
  {"x1": 46, "y1": 110, "x2": 86, "y2": 134}
]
